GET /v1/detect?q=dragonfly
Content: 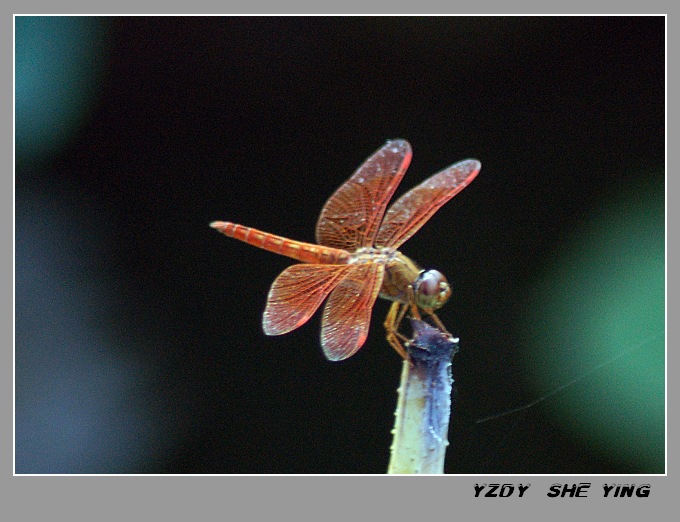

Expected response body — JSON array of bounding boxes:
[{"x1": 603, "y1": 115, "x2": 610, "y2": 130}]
[{"x1": 211, "y1": 139, "x2": 480, "y2": 361}]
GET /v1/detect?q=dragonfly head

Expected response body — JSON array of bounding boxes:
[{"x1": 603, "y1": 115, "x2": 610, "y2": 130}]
[{"x1": 414, "y1": 269, "x2": 451, "y2": 310}]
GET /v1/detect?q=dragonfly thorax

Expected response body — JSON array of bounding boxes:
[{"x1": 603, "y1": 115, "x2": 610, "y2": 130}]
[
  {"x1": 349, "y1": 246, "x2": 395, "y2": 260},
  {"x1": 367, "y1": 250, "x2": 450, "y2": 311}
]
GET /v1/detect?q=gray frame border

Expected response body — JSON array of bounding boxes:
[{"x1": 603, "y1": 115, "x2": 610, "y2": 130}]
[{"x1": 6, "y1": 5, "x2": 670, "y2": 520}]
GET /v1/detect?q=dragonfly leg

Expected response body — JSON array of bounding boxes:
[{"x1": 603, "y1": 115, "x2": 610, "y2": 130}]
[
  {"x1": 384, "y1": 301, "x2": 411, "y2": 361},
  {"x1": 404, "y1": 285, "x2": 422, "y2": 320},
  {"x1": 423, "y1": 309, "x2": 450, "y2": 334}
]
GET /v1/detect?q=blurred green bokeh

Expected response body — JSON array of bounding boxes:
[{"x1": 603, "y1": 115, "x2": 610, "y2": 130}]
[
  {"x1": 524, "y1": 175, "x2": 664, "y2": 473},
  {"x1": 15, "y1": 16, "x2": 107, "y2": 166}
]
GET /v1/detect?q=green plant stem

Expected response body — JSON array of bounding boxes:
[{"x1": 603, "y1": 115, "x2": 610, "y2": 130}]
[{"x1": 387, "y1": 319, "x2": 459, "y2": 474}]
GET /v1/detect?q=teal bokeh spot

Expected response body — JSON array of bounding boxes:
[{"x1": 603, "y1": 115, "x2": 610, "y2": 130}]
[
  {"x1": 524, "y1": 177, "x2": 664, "y2": 472},
  {"x1": 15, "y1": 17, "x2": 107, "y2": 165}
]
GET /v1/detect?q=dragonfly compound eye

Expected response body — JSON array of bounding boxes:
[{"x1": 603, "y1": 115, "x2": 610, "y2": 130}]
[{"x1": 415, "y1": 269, "x2": 451, "y2": 310}]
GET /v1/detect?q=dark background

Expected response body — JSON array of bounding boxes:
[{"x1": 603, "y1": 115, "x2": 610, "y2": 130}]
[{"x1": 15, "y1": 16, "x2": 665, "y2": 474}]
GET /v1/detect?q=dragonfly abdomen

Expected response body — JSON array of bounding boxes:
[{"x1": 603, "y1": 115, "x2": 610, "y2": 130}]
[{"x1": 210, "y1": 221, "x2": 350, "y2": 264}]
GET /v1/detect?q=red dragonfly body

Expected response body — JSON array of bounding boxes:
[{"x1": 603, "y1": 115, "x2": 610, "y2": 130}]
[{"x1": 211, "y1": 140, "x2": 480, "y2": 361}]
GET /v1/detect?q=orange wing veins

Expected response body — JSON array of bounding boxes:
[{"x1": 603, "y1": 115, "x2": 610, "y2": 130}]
[
  {"x1": 375, "y1": 159, "x2": 481, "y2": 249},
  {"x1": 321, "y1": 262, "x2": 385, "y2": 361},
  {"x1": 316, "y1": 139, "x2": 412, "y2": 251},
  {"x1": 263, "y1": 264, "x2": 353, "y2": 336}
]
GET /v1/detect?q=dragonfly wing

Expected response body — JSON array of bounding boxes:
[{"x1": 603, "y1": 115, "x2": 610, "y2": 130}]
[
  {"x1": 320, "y1": 262, "x2": 385, "y2": 361},
  {"x1": 375, "y1": 158, "x2": 481, "y2": 249},
  {"x1": 316, "y1": 140, "x2": 412, "y2": 251},
  {"x1": 263, "y1": 264, "x2": 352, "y2": 336}
]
